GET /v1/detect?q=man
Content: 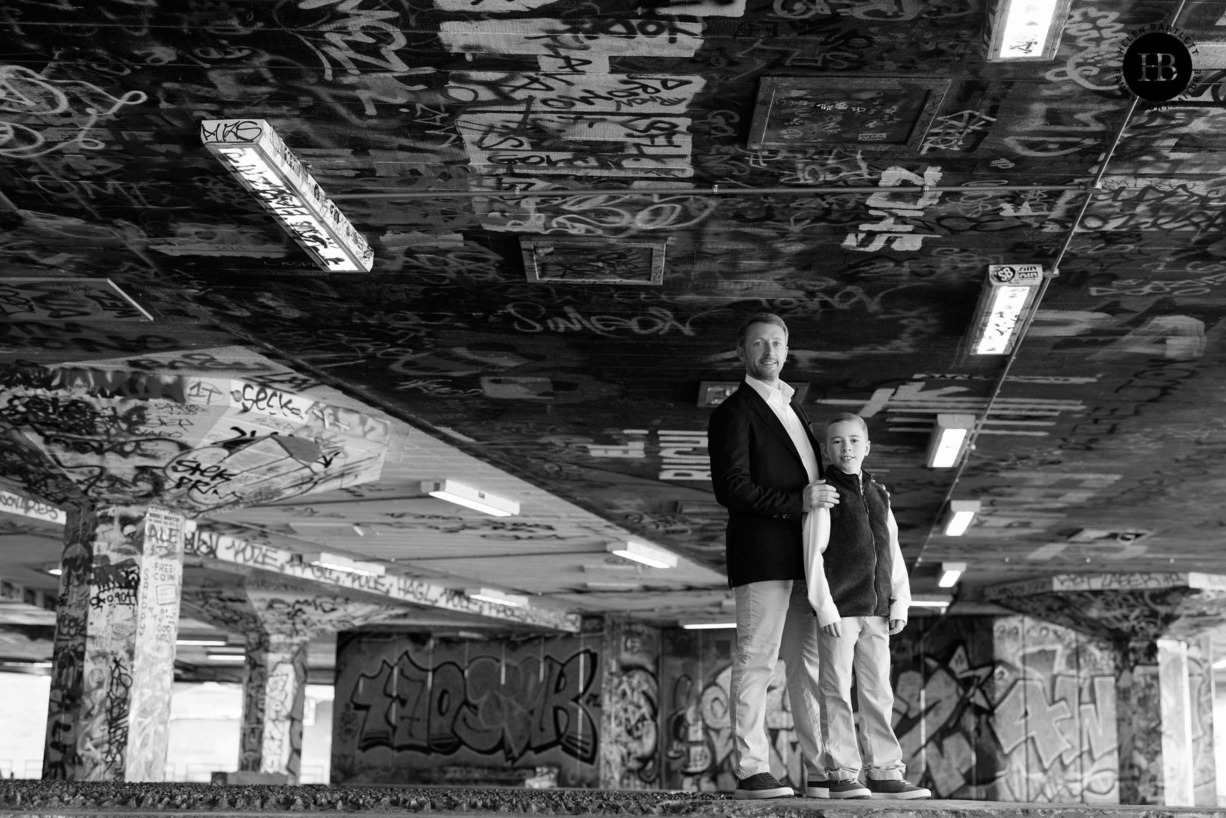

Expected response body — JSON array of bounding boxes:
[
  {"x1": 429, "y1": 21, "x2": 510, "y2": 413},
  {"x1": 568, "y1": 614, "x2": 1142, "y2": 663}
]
[{"x1": 707, "y1": 312, "x2": 839, "y2": 799}]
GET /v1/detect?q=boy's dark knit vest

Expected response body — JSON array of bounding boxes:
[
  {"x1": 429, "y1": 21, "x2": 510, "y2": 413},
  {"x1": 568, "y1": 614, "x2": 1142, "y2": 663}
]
[{"x1": 823, "y1": 467, "x2": 894, "y2": 617}]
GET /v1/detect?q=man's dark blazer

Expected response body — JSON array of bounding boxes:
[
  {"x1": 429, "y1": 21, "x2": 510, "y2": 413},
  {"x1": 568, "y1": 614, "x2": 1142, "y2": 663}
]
[{"x1": 707, "y1": 382, "x2": 824, "y2": 588}]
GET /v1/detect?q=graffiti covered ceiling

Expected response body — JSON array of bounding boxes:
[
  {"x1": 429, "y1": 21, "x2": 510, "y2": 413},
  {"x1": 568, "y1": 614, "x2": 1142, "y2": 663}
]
[{"x1": 4, "y1": 0, "x2": 1226, "y2": 667}]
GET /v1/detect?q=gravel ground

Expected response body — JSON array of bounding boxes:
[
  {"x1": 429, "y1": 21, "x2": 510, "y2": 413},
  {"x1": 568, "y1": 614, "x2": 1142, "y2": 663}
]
[{"x1": 0, "y1": 780, "x2": 733, "y2": 814}]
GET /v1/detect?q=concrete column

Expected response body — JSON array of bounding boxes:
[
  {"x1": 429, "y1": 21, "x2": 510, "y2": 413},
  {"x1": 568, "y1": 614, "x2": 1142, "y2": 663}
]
[
  {"x1": 240, "y1": 631, "x2": 309, "y2": 779},
  {"x1": 43, "y1": 504, "x2": 186, "y2": 781},
  {"x1": 181, "y1": 578, "x2": 392, "y2": 783},
  {"x1": 1117, "y1": 637, "x2": 1208, "y2": 806}
]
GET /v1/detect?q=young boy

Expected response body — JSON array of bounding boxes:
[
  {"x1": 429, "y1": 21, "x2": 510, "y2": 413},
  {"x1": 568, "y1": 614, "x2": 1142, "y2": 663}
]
[{"x1": 804, "y1": 412, "x2": 931, "y2": 800}]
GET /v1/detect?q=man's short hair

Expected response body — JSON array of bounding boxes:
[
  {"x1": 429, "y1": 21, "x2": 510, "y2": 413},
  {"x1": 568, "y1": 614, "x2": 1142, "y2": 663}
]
[
  {"x1": 824, "y1": 412, "x2": 869, "y2": 437},
  {"x1": 736, "y1": 313, "x2": 789, "y2": 348}
]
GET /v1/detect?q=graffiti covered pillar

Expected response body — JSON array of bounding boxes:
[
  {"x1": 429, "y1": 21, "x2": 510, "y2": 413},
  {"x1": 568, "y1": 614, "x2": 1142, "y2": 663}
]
[
  {"x1": 242, "y1": 585, "x2": 392, "y2": 782},
  {"x1": 0, "y1": 357, "x2": 391, "y2": 780},
  {"x1": 1116, "y1": 634, "x2": 1215, "y2": 805},
  {"x1": 985, "y1": 573, "x2": 1226, "y2": 806},
  {"x1": 598, "y1": 620, "x2": 661, "y2": 790},
  {"x1": 240, "y1": 631, "x2": 310, "y2": 779},
  {"x1": 182, "y1": 579, "x2": 393, "y2": 783},
  {"x1": 657, "y1": 623, "x2": 738, "y2": 792},
  {"x1": 44, "y1": 504, "x2": 186, "y2": 781}
]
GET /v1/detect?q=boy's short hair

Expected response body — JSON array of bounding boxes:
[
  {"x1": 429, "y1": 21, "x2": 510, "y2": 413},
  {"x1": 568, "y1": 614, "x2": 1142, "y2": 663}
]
[
  {"x1": 736, "y1": 313, "x2": 789, "y2": 348},
  {"x1": 824, "y1": 412, "x2": 869, "y2": 437}
]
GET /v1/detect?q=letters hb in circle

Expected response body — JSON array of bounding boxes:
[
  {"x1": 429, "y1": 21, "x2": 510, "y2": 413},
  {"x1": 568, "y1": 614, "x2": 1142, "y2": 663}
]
[{"x1": 1122, "y1": 31, "x2": 1193, "y2": 102}]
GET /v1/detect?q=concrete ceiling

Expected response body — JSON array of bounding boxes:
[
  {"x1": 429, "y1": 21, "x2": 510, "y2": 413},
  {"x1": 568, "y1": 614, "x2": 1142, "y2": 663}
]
[{"x1": 3, "y1": 0, "x2": 1226, "y2": 678}]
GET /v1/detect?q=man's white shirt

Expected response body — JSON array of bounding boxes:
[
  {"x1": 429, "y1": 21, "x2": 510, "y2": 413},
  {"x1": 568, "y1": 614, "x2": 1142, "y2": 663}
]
[{"x1": 743, "y1": 375, "x2": 819, "y2": 482}]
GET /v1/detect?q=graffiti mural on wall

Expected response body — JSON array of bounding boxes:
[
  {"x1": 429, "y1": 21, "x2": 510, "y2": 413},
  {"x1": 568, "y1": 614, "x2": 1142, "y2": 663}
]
[
  {"x1": 991, "y1": 615, "x2": 1119, "y2": 803},
  {"x1": 889, "y1": 614, "x2": 1122, "y2": 802},
  {"x1": 658, "y1": 627, "x2": 805, "y2": 792},
  {"x1": 890, "y1": 617, "x2": 1000, "y2": 799},
  {"x1": 333, "y1": 631, "x2": 603, "y2": 787}
]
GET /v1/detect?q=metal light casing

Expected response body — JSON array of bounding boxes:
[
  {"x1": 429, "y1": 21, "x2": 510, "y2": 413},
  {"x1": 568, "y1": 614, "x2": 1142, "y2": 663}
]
[
  {"x1": 423, "y1": 479, "x2": 520, "y2": 517},
  {"x1": 969, "y1": 264, "x2": 1044, "y2": 355},
  {"x1": 200, "y1": 118, "x2": 374, "y2": 272},
  {"x1": 927, "y1": 414, "x2": 976, "y2": 469},
  {"x1": 942, "y1": 501, "x2": 981, "y2": 537}
]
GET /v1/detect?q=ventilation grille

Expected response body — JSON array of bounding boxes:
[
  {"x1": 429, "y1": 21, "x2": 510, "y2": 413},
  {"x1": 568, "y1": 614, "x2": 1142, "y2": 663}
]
[{"x1": 521, "y1": 237, "x2": 667, "y2": 285}]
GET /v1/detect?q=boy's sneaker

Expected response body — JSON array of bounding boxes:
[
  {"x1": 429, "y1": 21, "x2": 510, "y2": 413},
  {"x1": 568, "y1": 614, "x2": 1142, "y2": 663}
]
[
  {"x1": 866, "y1": 778, "x2": 932, "y2": 800},
  {"x1": 734, "y1": 772, "x2": 795, "y2": 799},
  {"x1": 827, "y1": 779, "x2": 871, "y2": 799},
  {"x1": 803, "y1": 779, "x2": 830, "y2": 798}
]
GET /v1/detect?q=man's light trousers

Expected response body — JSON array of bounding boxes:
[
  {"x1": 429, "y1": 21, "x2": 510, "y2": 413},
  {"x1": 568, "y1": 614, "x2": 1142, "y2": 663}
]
[{"x1": 731, "y1": 579, "x2": 824, "y2": 782}]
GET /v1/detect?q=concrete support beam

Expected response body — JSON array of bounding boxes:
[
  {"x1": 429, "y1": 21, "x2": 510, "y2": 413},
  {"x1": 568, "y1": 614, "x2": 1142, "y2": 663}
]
[
  {"x1": 185, "y1": 528, "x2": 581, "y2": 632},
  {"x1": 43, "y1": 505, "x2": 186, "y2": 781}
]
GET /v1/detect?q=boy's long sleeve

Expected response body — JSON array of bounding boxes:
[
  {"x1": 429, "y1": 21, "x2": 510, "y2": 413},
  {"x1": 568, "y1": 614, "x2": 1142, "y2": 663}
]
[
  {"x1": 887, "y1": 506, "x2": 910, "y2": 624},
  {"x1": 803, "y1": 508, "x2": 841, "y2": 627}
]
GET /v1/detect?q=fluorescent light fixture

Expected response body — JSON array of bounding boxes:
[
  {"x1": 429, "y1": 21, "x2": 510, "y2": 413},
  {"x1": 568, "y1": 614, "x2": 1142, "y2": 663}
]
[
  {"x1": 939, "y1": 561, "x2": 968, "y2": 588},
  {"x1": 306, "y1": 552, "x2": 386, "y2": 576},
  {"x1": 176, "y1": 637, "x2": 228, "y2": 647},
  {"x1": 1213, "y1": 658, "x2": 1226, "y2": 670},
  {"x1": 584, "y1": 581, "x2": 644, "y2": 592},
  {"x1": 468, "y1": 587, "x2": 530, "y2": 608},
  {"x1": 942, "y1": 501, "x2": 981, "y2": 537},
  {"x1": 970, "y1": 264, "x2": 1044, "y2": 354},
  {"x1": 681, "y1": 621, "x2": 737, "y2": 630},
  {"x1": 910, "y1": 595, "x2": 954, "y2": 610},
  {"x1": 607, "y1": 541, "x2": 678, "y2": 569},
  {"x1": 983, "y1": 0, "x2": 1071, "y2": 61},
  {"x1": 45, "y1": 566, "x2": 62, "y2": 577},
  {"x1": 424, "y1": 480, "x2": 519, "y2": 517},
  {"x1": 0, "y1": 660, "x2": 53, "y2": 671},
  {"x1": 200, "y1": 119, "x2": 374, "y2": 272},
  {"x1": 581, "y1": 562, "x2": 640, "y2": 573},
  {"x1": 927, "y1": 414, "x2": 975, "y2": 469},
  {"x1": 206, "y1": 653, "x2": 247, "y2": 663}
]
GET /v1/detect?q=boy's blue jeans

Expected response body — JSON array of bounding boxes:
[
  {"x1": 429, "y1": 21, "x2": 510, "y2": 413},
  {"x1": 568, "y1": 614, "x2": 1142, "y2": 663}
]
[{"x1": 817, "y1": 615, "x2": 907, "y2": 781}]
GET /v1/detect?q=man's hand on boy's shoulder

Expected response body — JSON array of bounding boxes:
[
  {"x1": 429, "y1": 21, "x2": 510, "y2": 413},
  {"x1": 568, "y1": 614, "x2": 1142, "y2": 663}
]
[
  {"x1": 802, "y1": 480, "x2": 840, "y2": 511},
  {"x1": 888, "y1": 619, "x2": 906, "y2": 635}
]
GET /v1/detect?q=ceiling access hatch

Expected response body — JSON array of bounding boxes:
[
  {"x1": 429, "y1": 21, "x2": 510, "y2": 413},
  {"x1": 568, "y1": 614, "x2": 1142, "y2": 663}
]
[
  {"x1": 520, "y1": 236, "x2": 668, "y2": 286},
  {"x1": 747, "y1": 76, "x2": 950, "y2": 151}
]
